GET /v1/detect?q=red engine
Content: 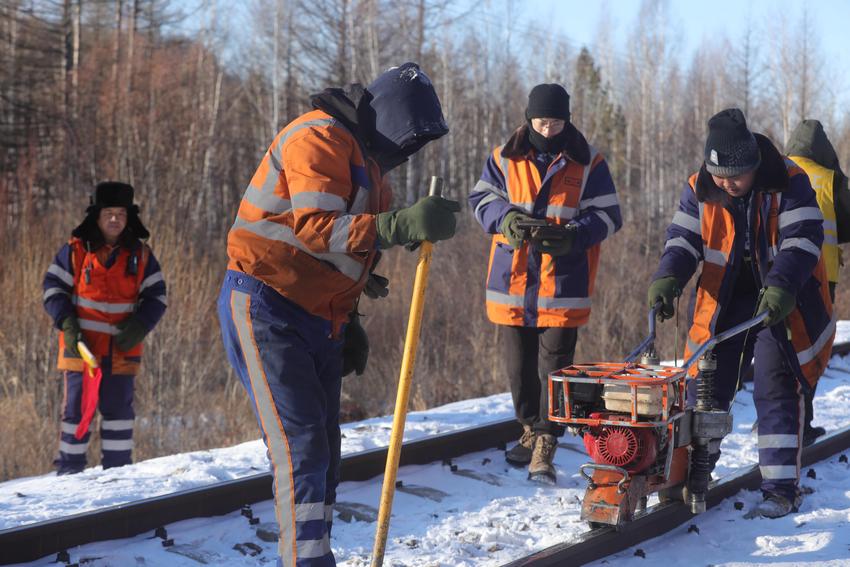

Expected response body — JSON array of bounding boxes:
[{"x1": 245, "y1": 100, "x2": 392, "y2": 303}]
[{"x1": 582, "y1": 413, "x2": 658, "y2": 474}]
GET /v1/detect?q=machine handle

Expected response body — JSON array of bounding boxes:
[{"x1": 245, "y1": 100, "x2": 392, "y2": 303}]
[
  {"x1": 623, "y1": 301, "x2": 661, "y2": 363},
  {"x1": 681, "y1": 311, "x2": 768, "y2": 372}
]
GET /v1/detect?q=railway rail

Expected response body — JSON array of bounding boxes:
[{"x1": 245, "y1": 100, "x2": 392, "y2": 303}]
[{"x1": 3, "y1": 341, "x2": 849, "y2": 566}]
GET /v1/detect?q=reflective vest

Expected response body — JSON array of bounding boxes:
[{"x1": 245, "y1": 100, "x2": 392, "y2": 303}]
[
  {"x1": 58, "y1": 239, "x2": 148, "y2": 375},
  {"x1": 226, "y1": 110, "x2": 390, "y2": 333},
  {"x1": 682, "y1": 166, "x2": 834, "y2": 387},
  {"x1": 485, "y1": 146, "x2": 603, "y2": 327},
  {"x1": 788, "y1": 155, "x2": 840, "y2": 283}
]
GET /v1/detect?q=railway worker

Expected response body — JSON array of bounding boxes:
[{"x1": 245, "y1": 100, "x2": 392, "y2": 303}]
[
  {"x1": 42, "y1": 181, "x2": 167, "y2": 475},
  {"x1": 647, "y1": 108, "x2": 834, "y2": 518},
  {"x1": 786, "y1": 119, "x2": 850, "y2": 445},
  {"x1": 217, "y1": 62, "x2": 459, "y2": 566},
  {"x1": 468, "y1": 83, "x2": 622, "y2": 483}
]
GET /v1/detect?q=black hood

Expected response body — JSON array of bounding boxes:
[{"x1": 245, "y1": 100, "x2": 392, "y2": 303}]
[
  {"x1": 500, "y1": 123, "x2": 591, "y2": 165},
  {"x1": 695, "y1": 133, "x2": 789, "y2": 205},
  {"x1": 310, "y1": 83, "x2": 374, "y2": 152},
  {"x1": 786, "y1": 119, "x2": 843, "y2": 173}
]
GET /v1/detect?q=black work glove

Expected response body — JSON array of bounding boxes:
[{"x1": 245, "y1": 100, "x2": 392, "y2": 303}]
[
  {"x1": 115, "y1": 317, "x2": 148, "y2": 352},
  {"x1": 499, "y1": 211, "x2": 533, "y2": 248},
  {"x1": 534, "y1": 226, "x2": 577, "y2": 257},
  {"x1": 757, "y1": 286, "x2": 796, "y2": 326},
  {"x1": 62, "y1": 316, "x2": 82, "y2": 356},
  {"x1": 342, "y1": 314, "x2": 369, "y2": 377},
  {"x1": 363, "y1": 273, "x2": 389, "y2": 299},
  {"x1": 374, "y1": 196, "x2": 460, "y2": 248},
  {"x1": 647, "y1": 276, "x2": 680, "y2": 321}
]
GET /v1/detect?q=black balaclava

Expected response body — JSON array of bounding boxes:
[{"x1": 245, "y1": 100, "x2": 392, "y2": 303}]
[{"x1": 525, "y1": 83, "x2": 571, "y2": 154}]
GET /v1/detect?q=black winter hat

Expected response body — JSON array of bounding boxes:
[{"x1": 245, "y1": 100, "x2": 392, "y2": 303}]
[
  {"x1": 704, "y1": 108, "x2": 761, "y2": 177},
  {"x1": 525, "y1": 84, "x2": 571, "y2": 122},
  {"x1": 91, "y1": 181, "x2": 134, "y2": 209},
  {"x1": 72, "y1": 181, "x2": 150, "y2": 245}
]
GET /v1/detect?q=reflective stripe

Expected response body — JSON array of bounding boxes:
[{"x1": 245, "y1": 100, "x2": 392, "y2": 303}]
[
  {"x1": 778, "y1": 206, "x2": 823, "y2": 230},
  {"x1": 577, "y1": 147, "x2": 599, "y2": 203},
  {"x1": 295, "y1": 502, "x2": 326, "y2": 522},
  {"x1": 823, "y1": 219, "x2": 837, "y2": 232},
  {"x1": 61, "y1": 421, "x2": 91, "y2": 435},
  {"x1": 594, "y1": 209, "x2": 616, "y2": 239},
  {"x1": 140, "y1": 272, "x2": 164, "y2": 292},
  {"x1": 296, "y1": 536, "x2": 331, "y2": 559},
  {"x1": 472, "y1": 179, "x2": 508, "y2": 200},
  {"x1": 580, "y1": 193, "x2": 619, "y2": 210},
  {"x1": 328, "y1": 215, "x2": 352, "y2": 253},
  {"x1": 672, "y1": 211, "x2": 701, "y2": 235},
  {"x1": 797, "y1": 315, "x2": 837, "y2": 366},
  {"x1": 759, "y1": 465, "x2": 798, "y2": 480},
  {"x1": 44, "y1": 287, "x2": 69, "y2": 301},
  {"x1": 770, "y1": 245, "x2": 779, "y2": 258},
  {"x1": 546, "y1": 204, "x2": 577, "y2": 220},
  {"x1": 780, "y1": 237, "x2": 821, "y2": 259},
  {"x1": 290, "y1": 191, "x2": 346, "y2": 212},
  {"x1": 758, "y1": 434, "x2": 798, "y2": 449},
  {"x1": 231, "y1": 291, "x2": 295, "y2": 565},
  {"x1": 59, "y1": 440, "x2": 89, "y2": 454},
  {"x1": 79, "y1": 319, "x2": 119, "y2": 335},
  {"x1": 101, "y1": 439, "x2": 134, "y2": 451},
  {"x1": 152, "y1": 295, "x2": 168, "y2": 307},
  {"x1": 537, "y1": 296, "x2": 592, "y2": 309},
  {"x1": 665, "y1": 237, "x2": 700, "y2": 260},
  {"x1": 703, "y1": 247, "x2": 728, "y2": 266},
  {"x1": 474, "y1": 192, "x2": 502, "y2": 220},
  {"x1": 350, "y1": 185, "x2": 369, "y2": 215},
  {"x1": 325, "y1": 504, "x2": 334, "y2": 522},
  {"x1": 510, "y1": 201, "x2": 534, "y2": 213},
  {"x1": 244, "y1": 186, "x2": 291, "y2": 214},
  {"x1": 73, "y1": 295, "x2": 136, "y2": 314},
  {"x1": 231, "y1": 217, "x2": 365, "y2": 281},
  {"x1": 48, "y1": 264, "x2": 74, "y2": 286},
  {"x1": 485, "y1": 289, "x2": 524, "y2": 307},
  {"x1": 824, "y1": 233, "x2": 838, "y2": 246},
  {"x1": 102, "y1": 419, "x2": 135, "y2": 431}
]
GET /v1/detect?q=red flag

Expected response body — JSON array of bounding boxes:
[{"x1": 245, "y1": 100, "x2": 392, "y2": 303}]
[{"x1": 75, "y1": 364, "x2": 103, "y2": 440}]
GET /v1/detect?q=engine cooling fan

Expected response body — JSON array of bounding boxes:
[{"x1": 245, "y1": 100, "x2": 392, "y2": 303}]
[{"x1": 583, "y1": 413, "x2": 658, "y2": 473}]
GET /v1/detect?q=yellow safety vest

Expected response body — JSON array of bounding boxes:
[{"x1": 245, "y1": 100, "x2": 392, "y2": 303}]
[{"x1": 789, "y1": 156, "x2": 840, "y2": 283}]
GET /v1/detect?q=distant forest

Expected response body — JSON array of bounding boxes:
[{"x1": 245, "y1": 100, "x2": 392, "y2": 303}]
[{"x1": 1, "y1": 0, "x2": 847, "y2": 479}]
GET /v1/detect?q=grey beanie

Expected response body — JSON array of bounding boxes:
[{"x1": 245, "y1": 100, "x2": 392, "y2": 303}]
[{"x1": 704, "y1": 108, "x2": 761, "y2": 177}]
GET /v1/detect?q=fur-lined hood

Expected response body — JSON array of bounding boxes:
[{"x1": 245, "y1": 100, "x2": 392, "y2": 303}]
[
  {"x1": 694, "y1": 133, "x2": 789, "y2": 205},
  {"x1": 500, "y1": 123, "x2": 591, "y2": 165}
]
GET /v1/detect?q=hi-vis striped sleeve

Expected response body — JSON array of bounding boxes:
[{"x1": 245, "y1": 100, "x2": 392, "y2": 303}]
[
  {"x1": 134, "y1": 249, "x2": 167, "y2": 332},
  {"x1": 656, "y1": 181, "x2": 704, "y2": 285},
  {"x1": 573, "y1": 155, "x2": 622, "y2": 247},
  {"x1": 43, "y1": 243, "x2": 76, "y2": 329}
]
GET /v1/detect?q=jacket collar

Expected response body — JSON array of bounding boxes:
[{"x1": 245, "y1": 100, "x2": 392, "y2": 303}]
[
  {"x1": 500, "y1": 123, "x2": 591, "y2": 166},
  {"x1": 695, "y1": 133, "x2": 789, "y2": 205}
]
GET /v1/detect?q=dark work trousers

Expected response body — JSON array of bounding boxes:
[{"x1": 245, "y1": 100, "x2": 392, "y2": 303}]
[
  {"x1": 686, "y1": 289, "x2": 803, "y2": 500},
  {"x1": 55, "y1": 361, "x2": 135, "y2": 473},
  {"x1": 503, "y1": 325, "x2": 578, "y2": 436},
  {"x1": 218, "y1": 270, "x2": 341, "y2": 567},
  {"x1": 804, "y1": 282, "x2": 836, "y2": 431}
]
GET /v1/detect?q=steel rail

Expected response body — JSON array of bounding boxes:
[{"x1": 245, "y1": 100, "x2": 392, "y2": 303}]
[
  {"x1": 0, "y1": 418, "x2": 523, "y2": 564},
  {"x1": 504, "y1": 340, "x2": 850, "y2": 567}
]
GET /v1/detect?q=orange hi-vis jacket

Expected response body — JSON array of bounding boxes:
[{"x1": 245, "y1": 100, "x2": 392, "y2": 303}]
[
  {"x1": 227, "y1": 110, "x2": 392, "y2": 332},
  {"x1": 58, "y1": 239, "x2": 149, "y2": 375},
  {"x1": 663, "y1": 156, "x2": 834, "y2": 388},
  {"x1": 469, "y1": 126, "x2": 622, "y2": 328}
]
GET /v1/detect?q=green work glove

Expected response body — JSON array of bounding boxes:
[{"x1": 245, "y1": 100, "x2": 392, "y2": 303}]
[
  {"x1": 342, "y1": 314, "x2": 369, "y2": 377},
  {"x1": 375, "y1": 196, "x2": 460, "y2": 248},
  {"x1": 535, "y1": 227, "x2": 577, "y2": 257},
  {"x1": 647, "y1": 276, "x2": 680, "y2": 321},
  {"x1": 757, "y1": 286, "x2": 796, "y2": 326},
  {"x1": 499, "y1": 211, "x2": 533, "y2": 249},
  {"x1": 363, "y1": 273, "x2": 389, "y2": 299},
  {"x1": 62, "y1": 316, "x2": 82, "y2": 356},
  {"x1": 115, "y1": 317, "x2": 148, "y2": 352}
]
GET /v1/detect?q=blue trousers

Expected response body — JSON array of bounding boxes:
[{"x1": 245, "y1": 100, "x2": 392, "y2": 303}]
[
  {"x1": 55, "y1": 363, "x2": 135, "y2": 473},
  {"x1": 218, "y1": 271, "x2": 342, "y2": 567},
  {"x1": 688, "y1": 292, "x2": 803, "y2": 500}
]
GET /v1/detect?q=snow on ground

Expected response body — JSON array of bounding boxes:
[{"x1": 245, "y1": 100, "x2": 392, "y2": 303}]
[{"x1": 4, "y1": 322, "x2": 850, "y2": 566}]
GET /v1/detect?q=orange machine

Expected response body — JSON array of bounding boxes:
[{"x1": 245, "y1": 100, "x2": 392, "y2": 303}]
[{"x1": 549, "y1": 305, "x2": 767, "y2": 527}]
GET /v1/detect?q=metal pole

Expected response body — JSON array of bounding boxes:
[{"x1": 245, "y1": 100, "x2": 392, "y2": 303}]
[{"x1": 370, "y1": 176, "x2": 443, "y2": 566}]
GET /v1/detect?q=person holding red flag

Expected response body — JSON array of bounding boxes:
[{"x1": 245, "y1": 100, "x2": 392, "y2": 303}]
[{"x1": 42, "y1": 182, "x2": 167, "y2": 475}]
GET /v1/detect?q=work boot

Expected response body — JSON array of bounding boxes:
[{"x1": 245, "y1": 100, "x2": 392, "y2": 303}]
[
  {"x1": 528, "y1": 434, "x2": 558, "y2": 484},
  {"x1": 505, "y1": 425, "x2": 536, "y2": 466},
  {"x1": 803, "y1": 425, "x2": 825, "y2": 447},
  {"x1": 746, "y1": 492, "x2": 802, "y2": 519}
]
